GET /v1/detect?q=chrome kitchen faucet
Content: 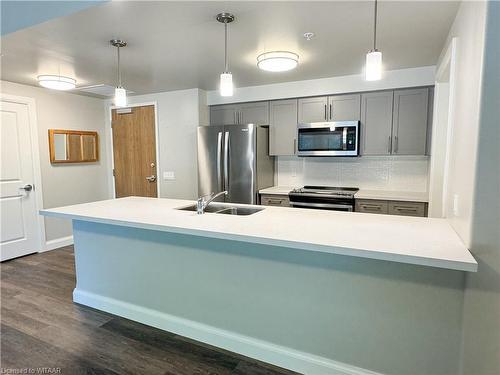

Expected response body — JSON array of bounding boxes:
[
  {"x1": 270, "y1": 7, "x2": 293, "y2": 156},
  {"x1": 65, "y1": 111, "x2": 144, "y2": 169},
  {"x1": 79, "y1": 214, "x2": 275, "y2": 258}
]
[{"x1": 196, "y1": 191, "x2": 228, "y2": 214}]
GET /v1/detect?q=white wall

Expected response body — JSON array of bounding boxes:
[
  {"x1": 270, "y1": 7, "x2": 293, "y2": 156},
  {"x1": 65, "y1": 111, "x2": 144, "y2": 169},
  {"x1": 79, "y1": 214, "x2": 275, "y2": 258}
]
[
  {"x1": 439, "y1": 1, "x2": 487, "y2": 247},
  {"x1": 0, "y1": 80, "x2": 110, "y2": 243},
  {"x1": 105, "y1": 88, "x2": 207, "y2": 200},
  {"x1": 207, "y1": 66, "x2": 436, "y2": 105},
  {"x1": 277, "y1": 156, "x2": 429, "y2": 192},
  {"x1": 460, "y1": 2, "x2": 500, "y2": 374}
]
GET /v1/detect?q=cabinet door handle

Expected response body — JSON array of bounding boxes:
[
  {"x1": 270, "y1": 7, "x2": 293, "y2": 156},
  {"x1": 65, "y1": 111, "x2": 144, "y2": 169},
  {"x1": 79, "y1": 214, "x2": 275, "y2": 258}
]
[
  {"x1": 234, "y1": 111, "x2": 237, "y2": 124},
  {"x1": 293, "y1": 139, "x2": 296, "y2": 154},
  {"x1": 394, "y1": 136, "x2": 399, "y2": 153},
  {"x1": 388, "y1": 136, "x2": 392, "y2": 153},
  {"x1": 324, "y1": 104, "x2": 327, "y2": 120},
  {"x1": 330, "y1": 104, "x2": 332, "y2": 120}
]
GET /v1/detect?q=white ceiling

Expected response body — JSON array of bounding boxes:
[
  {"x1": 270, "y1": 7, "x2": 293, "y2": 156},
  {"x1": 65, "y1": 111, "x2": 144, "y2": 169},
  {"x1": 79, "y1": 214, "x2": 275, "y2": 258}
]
[{"x1": 0, "y1": 1, "x2": 459, "y2": 96}]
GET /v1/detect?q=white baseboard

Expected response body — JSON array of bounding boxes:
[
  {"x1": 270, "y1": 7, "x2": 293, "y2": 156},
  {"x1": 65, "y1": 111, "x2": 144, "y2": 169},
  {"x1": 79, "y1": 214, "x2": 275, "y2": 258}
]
[
  {"x1": 74, "y1": 289, "x2": 384, "y2": 375},
  {"x1": 43, "y1": 235, "x2": 74, "y2": 252}
]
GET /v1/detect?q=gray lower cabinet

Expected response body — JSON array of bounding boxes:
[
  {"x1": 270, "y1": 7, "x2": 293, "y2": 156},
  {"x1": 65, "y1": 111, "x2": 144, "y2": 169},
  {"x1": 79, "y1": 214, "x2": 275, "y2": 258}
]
[
  {"x1": 260, "y1": 194, "x2": 290, "y2": 207},
  {"x1": 360, "y1": 91, "x2": 394, "y2": 155},
  {"x1": 356, "y1": 199, "x2": 427, "y2": 217},
  {"x1": 269, "y1": 99, "x2": 298, "y2": 156},
  {"x1": 392, "y1": 88, "x2": 429, "y2": 155},
  {"x1": 355, "y1": 199, "x2": 389, "y2": 214},
  {"x1": 388, "y1": 201, "x2": 427, "y2": 217},
  {"x1": 210, "y1": 102, "x2": 269, "y2": 125},
  {"x1": 328, "y1": 94, "x2": 361, "y2": 121}
]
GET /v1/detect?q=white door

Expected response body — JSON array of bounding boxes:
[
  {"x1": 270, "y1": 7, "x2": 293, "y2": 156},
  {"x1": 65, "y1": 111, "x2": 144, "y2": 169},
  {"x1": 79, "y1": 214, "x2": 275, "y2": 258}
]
[{"x1": 1, "y1": 100, "x2": 40, "y2": 261}]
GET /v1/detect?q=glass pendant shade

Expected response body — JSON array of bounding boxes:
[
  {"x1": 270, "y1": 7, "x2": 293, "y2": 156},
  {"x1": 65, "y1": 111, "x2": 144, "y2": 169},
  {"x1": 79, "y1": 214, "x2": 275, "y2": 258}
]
[
  {"x1": 365, "y1": 50, "x2": 382, "y2": 81},
  {"x1": 114, "y1": 86, "x2": 127, "y2": 107},
  {"x1": 219, "y1": 72, "x2": 233, "y2": 97},
  {"x1": 38, "y1": 75, "x2": 76, "y2": 90}
]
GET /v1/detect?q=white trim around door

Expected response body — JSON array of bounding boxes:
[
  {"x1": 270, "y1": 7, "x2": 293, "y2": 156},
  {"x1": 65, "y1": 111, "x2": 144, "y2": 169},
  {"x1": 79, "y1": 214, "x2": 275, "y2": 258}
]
[
  {"x1": 107, "y1": 102, "x2": 161, "y2": 198},
  {"x1": 0, "y1": 93, "x2": 46, "y2": 256}
]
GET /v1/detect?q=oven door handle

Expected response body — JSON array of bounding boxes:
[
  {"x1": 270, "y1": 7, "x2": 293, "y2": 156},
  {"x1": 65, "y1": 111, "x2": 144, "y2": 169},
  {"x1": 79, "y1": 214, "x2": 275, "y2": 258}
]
[{"x1": 290, "y1": 201, "x2": 353, "y2": 211}]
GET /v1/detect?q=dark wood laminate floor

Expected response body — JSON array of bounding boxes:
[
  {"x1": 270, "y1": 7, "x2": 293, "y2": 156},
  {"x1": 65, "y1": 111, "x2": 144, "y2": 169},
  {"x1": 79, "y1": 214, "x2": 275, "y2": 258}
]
[{"x1": 1, "y1": 246, "x2": 301, "y2": 375}]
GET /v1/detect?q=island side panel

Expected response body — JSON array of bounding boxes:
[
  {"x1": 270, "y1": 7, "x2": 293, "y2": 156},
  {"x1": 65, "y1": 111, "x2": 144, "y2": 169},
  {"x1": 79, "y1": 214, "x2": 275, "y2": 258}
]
[{"x1": 72, "y1": 220, "x2": 464, "y2": 375}]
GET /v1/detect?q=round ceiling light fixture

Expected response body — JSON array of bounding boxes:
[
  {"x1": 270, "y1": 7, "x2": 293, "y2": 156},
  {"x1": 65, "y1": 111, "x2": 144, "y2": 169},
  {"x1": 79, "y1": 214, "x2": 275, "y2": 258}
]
[
  {"x1": 37, "y1": 75, "x2": 76, "y2": 90},
  {"x1": 257, "y1": 51, "x2": 299, "y2": 72}
]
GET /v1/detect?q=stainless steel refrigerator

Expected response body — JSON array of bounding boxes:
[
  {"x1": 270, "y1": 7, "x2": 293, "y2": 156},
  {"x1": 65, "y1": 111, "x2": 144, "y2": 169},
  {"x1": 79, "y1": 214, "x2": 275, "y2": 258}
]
[{"x1": 197, "y1": 124, "x2": 274, "y2": 204}]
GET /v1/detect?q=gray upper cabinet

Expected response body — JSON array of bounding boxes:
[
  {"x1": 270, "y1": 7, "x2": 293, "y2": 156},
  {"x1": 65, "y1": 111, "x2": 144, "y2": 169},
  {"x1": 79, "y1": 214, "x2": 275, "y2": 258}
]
[
  {"x1": 360, "y1": 91, "x2": 394, "y2": 155},
  {"x1": 269, "y1": 99, "x2": 298, "y2": 156},
  {"x1": 210, "y1": 102, "x2": 269, "y2": 125},
  {"x1": 328, "y1": 94, "x2": 361, "y2": 121},
  {"x1": 210, "y1": 104, "x2": 239, "y2": 125},
  {"x1": 210, "y1": 86, "x2": 432, "y2": 156},
  {"x1": 298, "y1": 95, "x2": 360, "y2": 123},
  {"x1": 240, "y1": 101, "x2": 269, "y2": 125},
  {"x1": 298, "y1": 97, "x2": 328, "y2": 123},
  {"x1": 392, "y1": 88, "x2": 429, "y2": 155}
]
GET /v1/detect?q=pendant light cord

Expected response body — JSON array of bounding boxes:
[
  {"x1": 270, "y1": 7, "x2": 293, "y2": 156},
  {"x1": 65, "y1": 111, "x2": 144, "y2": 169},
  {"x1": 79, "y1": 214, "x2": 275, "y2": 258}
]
[
  {"x1": 224, "y1": 21, "x2": 229, "y2": 72},
  {"x1": 117, "y1": 46, "x2": 122, "y2": 87},
  {"x1": 373, "y1": 0, "x2": 378, "y2": 51}
]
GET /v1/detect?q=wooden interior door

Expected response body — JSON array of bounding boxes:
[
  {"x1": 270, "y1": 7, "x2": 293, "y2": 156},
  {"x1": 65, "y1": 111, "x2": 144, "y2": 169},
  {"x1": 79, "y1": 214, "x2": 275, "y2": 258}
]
[{"x1": 112, "y1": 105, "x2": 157, "y2": 198}]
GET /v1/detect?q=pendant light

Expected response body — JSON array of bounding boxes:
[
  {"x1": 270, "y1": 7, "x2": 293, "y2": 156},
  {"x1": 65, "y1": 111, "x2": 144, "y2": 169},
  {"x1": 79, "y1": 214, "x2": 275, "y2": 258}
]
[
  {"x1": 216, "y1": 13, "x2": 235, "y2": 97},
  {"x1": 110, "y1": 39, "x2": 128, "y2": 107},
  {"x1": 366, "y1": 0, "x2": 382, "y2": 81}
]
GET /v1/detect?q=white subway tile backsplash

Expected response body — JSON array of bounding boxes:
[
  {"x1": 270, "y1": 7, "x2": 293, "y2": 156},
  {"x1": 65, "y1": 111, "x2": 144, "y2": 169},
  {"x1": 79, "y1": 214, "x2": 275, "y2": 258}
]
[{"x1": 277, "y1": 156, "x2": 429, "y2": 192}]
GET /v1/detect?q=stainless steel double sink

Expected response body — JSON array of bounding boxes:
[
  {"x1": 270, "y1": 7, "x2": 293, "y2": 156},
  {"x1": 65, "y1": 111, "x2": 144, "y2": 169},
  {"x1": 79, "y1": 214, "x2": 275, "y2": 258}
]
[{"x1": 176, "y1": 203, "x2": 264, "y2": 216}]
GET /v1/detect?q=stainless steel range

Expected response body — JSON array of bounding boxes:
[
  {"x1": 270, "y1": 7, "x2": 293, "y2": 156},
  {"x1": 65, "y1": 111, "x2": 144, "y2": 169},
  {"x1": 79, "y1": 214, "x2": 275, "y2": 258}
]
[{"x1": 289, "y1": 186, "x2": 359, "y2": 212}]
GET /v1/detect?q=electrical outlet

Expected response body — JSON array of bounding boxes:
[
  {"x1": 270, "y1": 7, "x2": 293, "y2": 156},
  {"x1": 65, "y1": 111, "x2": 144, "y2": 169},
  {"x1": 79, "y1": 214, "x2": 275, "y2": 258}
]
[
  {"x1": 163, "y1": 171, "x2": 175, "y2": 180},
  {"x1": 453, "y1": 194, "x2": 459, "y2": 216}
]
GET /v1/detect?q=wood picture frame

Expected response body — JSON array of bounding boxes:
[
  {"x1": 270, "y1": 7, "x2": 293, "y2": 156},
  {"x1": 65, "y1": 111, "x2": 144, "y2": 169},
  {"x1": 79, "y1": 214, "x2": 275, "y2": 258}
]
[{"x1": 48, "y1": 129, "x2": 99, "y2": 163}]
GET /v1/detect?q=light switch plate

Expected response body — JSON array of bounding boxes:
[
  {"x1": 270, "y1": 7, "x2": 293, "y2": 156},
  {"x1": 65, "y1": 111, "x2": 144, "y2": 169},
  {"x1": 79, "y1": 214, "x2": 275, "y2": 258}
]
[
  {"x1": 163, "y1": 171, "x2": 175, "y2": 180},
  {"x1": 453, "y1": 194, "x2": 459, "y2": 216}
]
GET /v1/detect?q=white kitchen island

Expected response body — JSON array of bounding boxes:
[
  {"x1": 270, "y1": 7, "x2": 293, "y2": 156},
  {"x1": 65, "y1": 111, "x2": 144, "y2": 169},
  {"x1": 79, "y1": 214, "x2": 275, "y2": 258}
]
[{"x1": 41, "y1": 197, "x2": 476, "y2": 375}]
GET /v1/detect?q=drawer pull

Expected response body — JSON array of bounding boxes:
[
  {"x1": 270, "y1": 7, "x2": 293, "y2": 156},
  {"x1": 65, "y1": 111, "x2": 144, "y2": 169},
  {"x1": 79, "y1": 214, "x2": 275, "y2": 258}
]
[
  {"x1": 394, "y1": 206, "x2": 418, "y2": 212},
  {"x1": 361, "y1": 205, "x2": 382, "y2": 210},
  {"x1": 268, "y1": 199, "x2": 283, "y2": 204}
]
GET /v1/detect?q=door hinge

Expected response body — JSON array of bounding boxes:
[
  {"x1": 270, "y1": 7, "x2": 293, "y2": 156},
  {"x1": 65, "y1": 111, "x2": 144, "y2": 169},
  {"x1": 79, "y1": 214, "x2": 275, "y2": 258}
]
[{"x1": 112, "y1": 169, "x2": 115, "y2": 177}]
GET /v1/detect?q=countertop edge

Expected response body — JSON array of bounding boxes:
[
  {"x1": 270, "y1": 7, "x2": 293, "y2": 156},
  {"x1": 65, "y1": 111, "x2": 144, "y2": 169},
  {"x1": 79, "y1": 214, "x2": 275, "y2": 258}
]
[{"x1": 40, "y1": 209, "x2": 477, "y2": 273}]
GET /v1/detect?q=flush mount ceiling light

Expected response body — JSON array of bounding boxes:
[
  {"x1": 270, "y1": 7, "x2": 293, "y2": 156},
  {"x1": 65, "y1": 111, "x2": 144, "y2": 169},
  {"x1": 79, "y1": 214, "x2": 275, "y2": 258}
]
[
  {"x1": 37, "y1": 75, "x2": 76, "y2": 90},
  {"x1": 216, "y1": 12, "x2": 235, "y2": 97},
  {"x1": 110, "y1": 39, "x2": 128, "y2": 107},
  {"x1": 257, "y1": 51, "x2": 299, "y2": 72},
  {"x1": 365, "y1": 0, "x2": 382, "y2": 81}
]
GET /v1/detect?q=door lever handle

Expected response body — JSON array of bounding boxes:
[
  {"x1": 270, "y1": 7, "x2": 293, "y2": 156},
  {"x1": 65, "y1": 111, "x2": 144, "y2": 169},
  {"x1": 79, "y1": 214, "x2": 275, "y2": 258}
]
[
  {"x1": 146, "y1": 175, "x2": 156, "y2": 182},
  {"x1": 20, "y1": 184, "x2": 33, "y2": 192}
]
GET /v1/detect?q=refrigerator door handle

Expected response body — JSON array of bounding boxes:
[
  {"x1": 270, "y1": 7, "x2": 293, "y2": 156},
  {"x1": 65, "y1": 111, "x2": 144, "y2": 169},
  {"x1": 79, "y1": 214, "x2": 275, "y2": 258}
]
[
  {"x1": 217, "y1": 131, "x2": 223, "y2": 191},
  {"x1": 224, "y1": 131, "x2": 230, "y2": 191}
]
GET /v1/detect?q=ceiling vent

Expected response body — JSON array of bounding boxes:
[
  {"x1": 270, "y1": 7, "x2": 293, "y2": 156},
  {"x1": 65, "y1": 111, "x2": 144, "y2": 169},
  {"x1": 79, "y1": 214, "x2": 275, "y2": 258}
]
[{"x1": 77, "y1": 84, "x2": 134, "y2": 97}]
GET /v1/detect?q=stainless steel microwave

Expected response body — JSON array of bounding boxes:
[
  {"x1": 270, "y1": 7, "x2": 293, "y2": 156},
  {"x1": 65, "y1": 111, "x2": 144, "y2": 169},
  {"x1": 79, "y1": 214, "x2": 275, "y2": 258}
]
[{"x1": 296, "y1": 121, "x2": 359, "y2": 156}]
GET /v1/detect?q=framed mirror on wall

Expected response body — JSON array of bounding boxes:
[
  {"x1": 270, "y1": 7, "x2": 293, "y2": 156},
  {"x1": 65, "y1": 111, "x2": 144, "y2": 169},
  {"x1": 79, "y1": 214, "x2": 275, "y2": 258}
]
[{"x1": 48, "y1": 129, "x2": 99, "y2": 163}]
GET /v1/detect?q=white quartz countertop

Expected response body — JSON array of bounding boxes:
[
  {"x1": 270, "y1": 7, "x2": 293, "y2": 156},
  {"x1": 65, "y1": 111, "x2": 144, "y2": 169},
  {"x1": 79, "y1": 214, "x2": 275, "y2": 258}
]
[
  {"x1": 259, "y1": 186, "x2": 296, "y2": 195},
  {"x1": 356, "y1": 189, "x2": 429, "y2": 202},
  {"x1": 40, "y1": 197, "x2": 476, "y2": 272}
]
